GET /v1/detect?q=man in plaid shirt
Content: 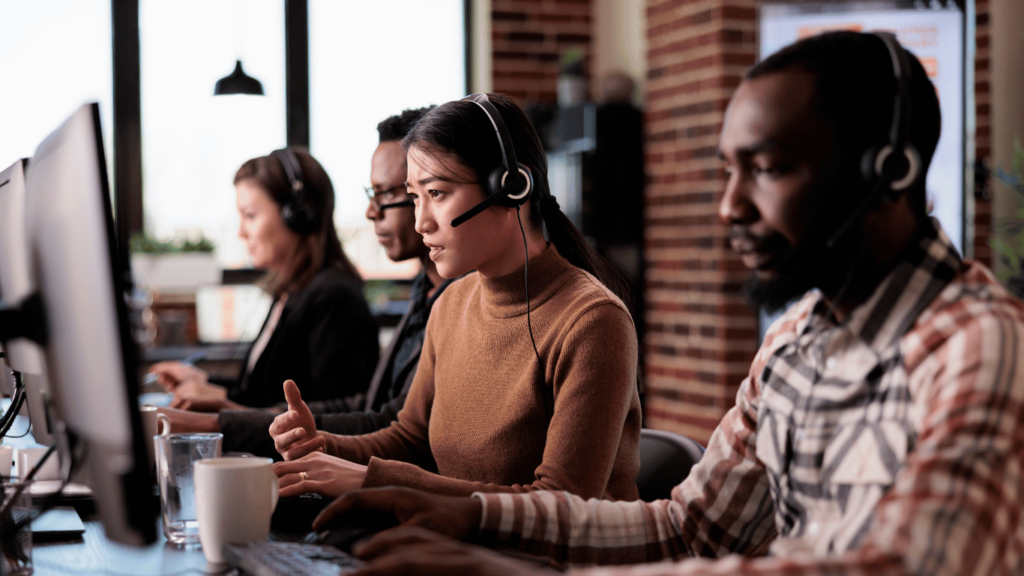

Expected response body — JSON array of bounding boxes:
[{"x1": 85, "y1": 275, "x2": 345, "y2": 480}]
[{"x1": 313, "y1": 32, "x2": 1024, "y2": 576}]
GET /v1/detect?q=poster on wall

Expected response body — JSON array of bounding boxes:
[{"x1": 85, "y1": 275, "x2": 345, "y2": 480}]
[{"x1": 760, "y1": 1, "x2": 966, "y2": 253}]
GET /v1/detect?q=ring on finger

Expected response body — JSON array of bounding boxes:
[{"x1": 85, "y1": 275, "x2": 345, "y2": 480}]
[{"x1": 299, "y1": 471, "x2": 309, "y2": 482}]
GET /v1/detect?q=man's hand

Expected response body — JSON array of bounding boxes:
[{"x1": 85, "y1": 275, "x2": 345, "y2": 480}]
[
  {"x1": 313, "y1": 487, "x2": 483, "y2": 542},
  {"x1": 269, "y1": 380, "x2": 324, "y2": 460},
  {"x1": 157, "y1": 407, "x2": 220, "y2": 433},
  {"x1": 168, "y1": 396, "x2": 243, "y2": 413},
  {"x1": 169, "y1": 380, "x2": 232, "y2": 412},
  {"x1": 352, "y1": 527, "x2": 555, "y2": 576},
  {"x1": 147, "y1": 361, "x2": 209, "y2": 392}
]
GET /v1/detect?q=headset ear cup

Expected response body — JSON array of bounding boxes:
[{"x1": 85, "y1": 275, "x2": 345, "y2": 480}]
[
  {"x1": 516, "y1": 163, "x2": 534, "y2": 203},
  {"x1": 281, "y1": 201, "x2": 315, "y2": 234},
  {"x1": 861, "y1": 144, "x2": 884, "y2": 184},
  {"x1": 488, "y1": 166, "x2": 507, "y2": 196}
]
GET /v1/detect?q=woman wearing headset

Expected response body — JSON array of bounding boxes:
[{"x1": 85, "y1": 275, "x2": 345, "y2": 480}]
[
  {"x1": 270, "y1": 95, "x2": 642, "y2": 500},
  {"x1": 149, "y1": 148, "x2": 380, "y2": 412}
]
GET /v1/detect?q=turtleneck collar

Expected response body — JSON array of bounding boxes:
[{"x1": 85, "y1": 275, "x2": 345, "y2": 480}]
[{"x1": 479, "y1": 244, "x2": 575, "y2": 318}]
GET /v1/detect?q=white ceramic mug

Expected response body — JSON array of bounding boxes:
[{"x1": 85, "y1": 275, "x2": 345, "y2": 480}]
[
  {"x1": 194, "y1": 457, "x2": 279, "y2": 563},
  {"x1": 140, "y1": 405, "x2": 171, "y2": 470},
  {"x1": 140, "y1": 405, "x2": 172, "y2": 438},
  {"x1": 0, "y1": 445, "x2": 13, "y2": 478},
  {"x1": 15, "y1": 447, "x2": 59, "y2": 481}
]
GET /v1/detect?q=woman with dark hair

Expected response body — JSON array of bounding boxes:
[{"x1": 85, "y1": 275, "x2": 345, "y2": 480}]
[
  {"x1": 149, "y1": 148, "x2": 380, "y2": 412},
  {"x1": 270, "y1": 95, "x2": 642, "y2": 501}
]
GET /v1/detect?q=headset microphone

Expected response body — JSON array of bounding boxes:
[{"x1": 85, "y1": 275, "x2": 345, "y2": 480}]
[
  {"x1": 826, "y1": 32, "x2": 920, "y2": 250},
  {"x1": 450, "y1": 94, "x2": 533, "y2": 228}
]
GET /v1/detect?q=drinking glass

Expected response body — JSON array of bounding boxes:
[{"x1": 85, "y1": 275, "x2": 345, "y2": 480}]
[{"x1": 154, "y1": 433, "x2": 222, "y2": 544}]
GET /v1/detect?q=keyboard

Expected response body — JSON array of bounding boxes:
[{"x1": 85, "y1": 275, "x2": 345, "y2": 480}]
[{"x1": 222, "y1": 541, "x2": 365, "y2": 576}]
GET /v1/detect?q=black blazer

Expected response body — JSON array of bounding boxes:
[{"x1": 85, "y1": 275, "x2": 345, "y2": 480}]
[
  {"x1": 218, "y1": 296, "x2": 417, "y2": 457},
  {"x1": 221, "y1": 267, "x2": 379, "y2": 409}
]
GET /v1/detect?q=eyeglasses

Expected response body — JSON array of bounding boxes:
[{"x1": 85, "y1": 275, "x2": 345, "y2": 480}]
[{"x1": 364, "y1": 184, "x2": 414, "y2": 211}]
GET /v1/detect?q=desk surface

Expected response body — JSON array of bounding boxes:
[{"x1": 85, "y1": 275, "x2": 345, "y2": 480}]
[
  {"x1": 33, "y1": 520, "x2": 220, "y2": 576},
  {"x1": 2, "y1": 400, "x2": 314, "y2": 575}
]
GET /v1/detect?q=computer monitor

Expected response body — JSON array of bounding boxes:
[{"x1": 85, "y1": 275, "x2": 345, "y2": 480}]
[
  {"x1": 22, "y1": 103, "x2": 157, "y2": 545},
  {"x1": 0, "y1": 158, "x2": 54, "y2": 445},
  {"x1": 0, "y1": 159, "x2": 45, "y2": 375}
]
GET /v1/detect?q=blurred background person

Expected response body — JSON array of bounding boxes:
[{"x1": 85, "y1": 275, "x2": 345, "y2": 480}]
[{"x1": 149, "y1": 148, "x2": 379, "y2": 412}]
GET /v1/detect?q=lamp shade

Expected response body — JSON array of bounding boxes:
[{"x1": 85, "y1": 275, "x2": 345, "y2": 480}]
[{"x1": 214, "y1": 60, "x2": 264, "y2": 96}]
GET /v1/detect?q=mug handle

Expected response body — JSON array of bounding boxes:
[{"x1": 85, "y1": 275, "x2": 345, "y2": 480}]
[
  {"x1": 269, "y1": 467, "x2": 279, "y2": 511},
  {"x1": 156, "y1": 413, "x2": 172, "y2": 435}
]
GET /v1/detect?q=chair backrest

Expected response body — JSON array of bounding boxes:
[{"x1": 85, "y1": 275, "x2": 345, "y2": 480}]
[{"x1": 636, "y1": 428, "x2": 705, "y2": 502}]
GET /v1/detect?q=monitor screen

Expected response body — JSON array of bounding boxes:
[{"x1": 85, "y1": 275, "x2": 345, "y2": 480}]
[
  {"x1": 0, "y1": 159, "x2": 45, "y2": 376},
  {"x1": 24, "y1": 103, "x2": 157, "y2": 545},
  {"x1": 0, "y1": 159, "x2": 55, "y2": 445}
]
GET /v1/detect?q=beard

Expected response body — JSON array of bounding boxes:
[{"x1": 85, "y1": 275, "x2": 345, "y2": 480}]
[{"x1": 740, "y1": 213, "x2": 871, "y2": 314}]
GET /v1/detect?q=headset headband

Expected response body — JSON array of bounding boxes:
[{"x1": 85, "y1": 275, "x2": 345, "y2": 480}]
[
  {"x1": 272, "y1": 148, "x2": 305, "y2": 194},
  {"x1": 826, "y1": 32, "x2": 920, "y2": 249},
  {"x1": 270, "y1": 148, "x2": 318, "y2": 234},
  {"x1": 450, "y1": 94, "x2": 532, "y2": 227},
  {"x1": 875, "y1": 32, "x2": 913, "y2": 156},
  {"x1": 464, "y1": 94, "x2": 521, "y2": 187}
]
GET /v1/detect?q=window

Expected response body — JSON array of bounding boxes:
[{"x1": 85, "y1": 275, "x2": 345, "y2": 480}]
[
  {"x1": 140, "y1": 0, "x2": 286, "y2": 268},
  {"x1": 0, "y1": 1, "x2": 113, "y2": 173},
  {"x1": 310, "y1": 0, "x2": 466, "y2": 278}
]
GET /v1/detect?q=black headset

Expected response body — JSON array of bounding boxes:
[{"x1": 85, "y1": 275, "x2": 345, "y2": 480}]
[
  {"x1": 446, "y1": 93, "x2": 544, "y2": 367},
  {"x1": 827, "y1": 32, "x2": 921, "y2": 249},
  {"x1": 271, "y1": 148, "x2": 317, "y2": 234},
  {"x1": 450, "y1": 94, "x2": 534, "y2": 228}
]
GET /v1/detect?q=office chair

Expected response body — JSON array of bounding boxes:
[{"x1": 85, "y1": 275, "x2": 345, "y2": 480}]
[{"x1": 636, "y1": 428, "x2": 705, "y2": 502}]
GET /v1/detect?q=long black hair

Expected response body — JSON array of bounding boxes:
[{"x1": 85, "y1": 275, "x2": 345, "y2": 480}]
[{"x1": 401, "y1": 93, "x2": 634, "y2": 310}]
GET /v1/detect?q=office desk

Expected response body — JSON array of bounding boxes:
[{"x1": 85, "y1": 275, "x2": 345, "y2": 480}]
[
  {"x1": 31, "y1": 513, "x2": 316, "y2": 575},
  {"x1": 32, "y1": 520, "x2": 219, "y2": 576}
]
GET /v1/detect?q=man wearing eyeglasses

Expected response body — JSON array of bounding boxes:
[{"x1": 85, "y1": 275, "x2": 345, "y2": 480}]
[{"x1": 161, "y1": 107, "x2": 452, "y2": 460}]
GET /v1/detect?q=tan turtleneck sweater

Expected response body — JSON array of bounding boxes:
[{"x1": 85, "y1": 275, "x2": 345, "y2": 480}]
[{"x1": 320, "y1": 245, "x2": 642, "y2": 500}]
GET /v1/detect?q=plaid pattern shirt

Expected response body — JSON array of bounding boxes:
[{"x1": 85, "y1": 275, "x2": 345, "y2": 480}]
[{"x1": 474, "y1": 221, "x2": 1024, "y2": 576}]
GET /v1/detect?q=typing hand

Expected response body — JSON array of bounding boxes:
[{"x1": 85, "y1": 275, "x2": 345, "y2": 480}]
[
  {"x1": 169, "y1": 380, "x2": 229, "y2": 411},
  {"x1": 157, "y1": 407, "x2": 220, "y2": 432},
  {"x1": 351, "y1": 527, "x2": 553, "y2": 576},
  {"x1": 273, "y1": 452, "x2": 367, "y2": 498},
  {"x1": 269, "y1": 380, "x2": 324, "y2": 460},
  {"x1": 313, "y1": 487, "x2": 482, "y2": 542},
  {"x1": 148, "y1": 361, "x2": 208, "y2": 392}
]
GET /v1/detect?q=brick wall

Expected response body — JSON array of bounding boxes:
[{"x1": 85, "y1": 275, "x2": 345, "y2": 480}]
[
  {"x1": 641, "y1": 0, "x2": 759, "y2": 445},
  {"x1": 491, "y1": 0, "x2": 594, "y2": 103},
  {"x1": 974, "y1": 0, "x2": 992, "y2": 266}
]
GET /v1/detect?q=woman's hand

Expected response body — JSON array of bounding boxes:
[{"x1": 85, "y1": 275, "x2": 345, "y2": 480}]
[
  {"x1": 157, "y1": 407, "x2": 220, "y2": 432},
  {"x1": 273, "y1": 452, "x2": 367, "y2": 498},
  {"x1": 312, "y1": 487, "x2": 483, "y2": 541},
  {"x1": 147, "y1": 361, "x2": 209, "y2": 392},
  {"x1": 269, "y1": 380, "x2": 324, "y2": 460},
  {"x1": 352, "y1": 527, "x2": 554, "y2": 576}
]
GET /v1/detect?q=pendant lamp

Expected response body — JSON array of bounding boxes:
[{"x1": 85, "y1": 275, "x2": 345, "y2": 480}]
[{"x1": 214, "y1": 60, "x2": 264, "y2": 96}]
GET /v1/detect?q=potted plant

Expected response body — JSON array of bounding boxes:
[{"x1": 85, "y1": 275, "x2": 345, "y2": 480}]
[
  {"x1": 991, "y1": 138, "x2": 1024, "y2": 297},
  {"x1": 130, "y1": 233, "x2": 220, "y2": 294}
]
